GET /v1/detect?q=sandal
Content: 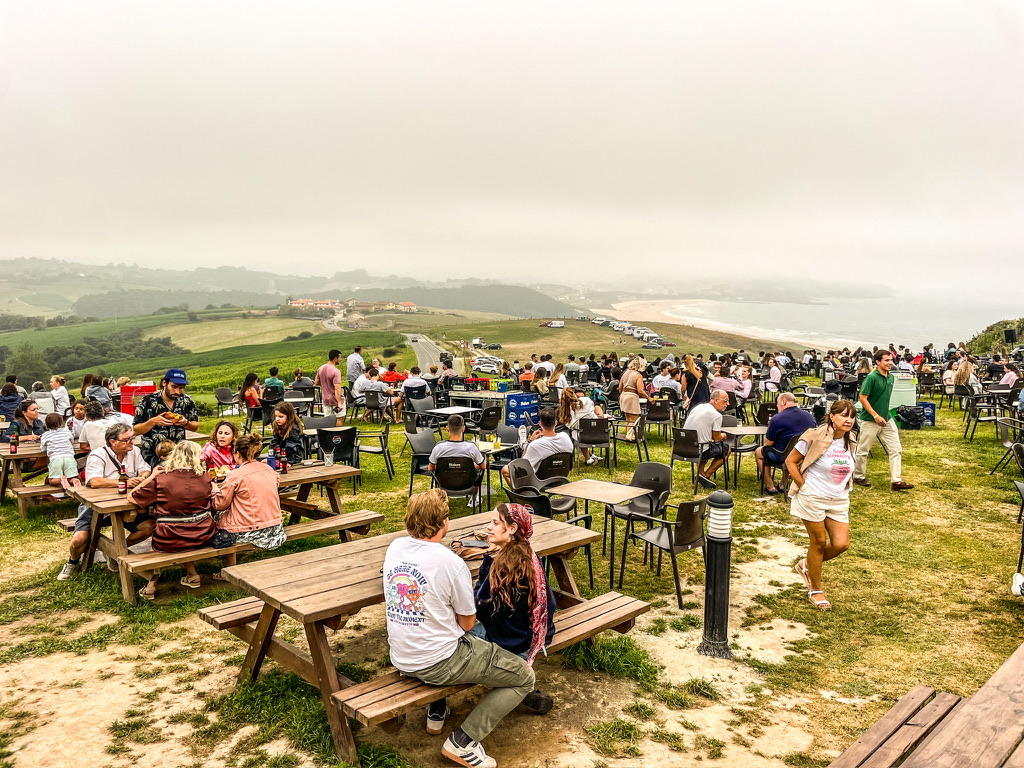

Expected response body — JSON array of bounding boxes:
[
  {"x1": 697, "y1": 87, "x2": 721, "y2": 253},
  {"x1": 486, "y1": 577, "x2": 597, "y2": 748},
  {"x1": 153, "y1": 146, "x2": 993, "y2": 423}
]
[
  {"x1": 807, "y1": 590, "x2": 831, "y2": 610},
  {"x1": 180, "y1": 576, "x2": 202, "y2": 589},
  {"x1": 138, "y1": 586, "x2": 156, "y2": 601},
  {"x1": 211, "y1": 572, "x2": 228, "y2": 582},
  {"x1": 794, "y1": 559, "x2": 812, "y2": 591}
]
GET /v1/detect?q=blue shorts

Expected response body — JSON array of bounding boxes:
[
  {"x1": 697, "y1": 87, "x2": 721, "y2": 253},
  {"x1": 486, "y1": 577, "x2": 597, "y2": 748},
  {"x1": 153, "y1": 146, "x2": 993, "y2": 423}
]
[{"x1": 763, "y1": 446, "x2": 787, "y2": 464}]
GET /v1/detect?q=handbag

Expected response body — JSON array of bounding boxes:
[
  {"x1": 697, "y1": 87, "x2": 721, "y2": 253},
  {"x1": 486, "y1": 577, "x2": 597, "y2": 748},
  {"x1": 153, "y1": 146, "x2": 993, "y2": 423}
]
[
  {"x1": 210, "y1": 529, "x2": 237, "y2": 549},
  {"x1": 450, "y1": 530, "x2": 500, "y2": 561}
]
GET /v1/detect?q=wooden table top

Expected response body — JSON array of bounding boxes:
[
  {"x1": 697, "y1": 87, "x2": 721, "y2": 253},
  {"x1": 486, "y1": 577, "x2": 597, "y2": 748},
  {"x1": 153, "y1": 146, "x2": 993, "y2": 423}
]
[
  {"x1": 544, "y1": 478, "x2": 654, "y2": 506},
  {"x1": 222, "y1": 512, "x2": 599, "y2": 624},
  {"x1": 901, "y1": 641, "x2": 1024, "y2": 768},
  {"x1": 68, "y1": 462, "x2": 361, "y2": 513}
]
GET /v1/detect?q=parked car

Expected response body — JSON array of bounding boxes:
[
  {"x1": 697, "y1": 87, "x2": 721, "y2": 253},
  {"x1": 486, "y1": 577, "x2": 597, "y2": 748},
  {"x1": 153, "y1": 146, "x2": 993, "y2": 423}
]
[
  {"x1": 472, "y1": 361, "x2": 501, "y2": 375},
  {"x1": 592, "y1": 317, "x2": 608, "y2": 325},
  {"x1": 660, "y1": 341, "x2": 677, "y2": 347},
  {"x1": 575, "y1": 316, "x2": 590, "y2": 322},
  {"x1": 485, "y1": 343, "x2": 502, "y2": 350},
  {"x1": 548, "y1": 320, "x2": 565, "y2": 328},
  {"x1": 642, "y1": 341, "x2": 664, "y2": 350},
  {"x1": 538, "y1": 321, "x2": 551, "y2": 327}
]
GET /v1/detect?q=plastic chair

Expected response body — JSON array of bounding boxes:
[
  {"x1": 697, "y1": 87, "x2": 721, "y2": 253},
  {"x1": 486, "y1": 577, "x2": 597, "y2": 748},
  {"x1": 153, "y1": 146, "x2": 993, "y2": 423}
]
[
  {"x1": 432, "y1": 456, "x2": 484, "y2": 516},
  {"x1": 645, "y1": 399, "x2": 674, "y2": 440},
  {"x1": 364, "y1": 390, "x2": 394, "y2": 424},
  {"x1": 408, "y1": 428, "x2": 438, "y2": 494},
  {"x1": 760, "y1": 435, "x2": 801, "y2": 495},
  {"x1": 576, "y1": 418, "x2": 611, "y2": 469},
  {"x1": 610, "y1": 414, "x2": 651, "y2": 466},
  {"x1": 215, "y1": 387, "x2": 236, "y2": 417},
  {"x1": 358, "y1": 427, "x2": 395, "y2": 479},
  {"x1": 505, "y1": 458, "x2": 576, "y2": 518},
  {"x1": 465, "y1": 406, "x2": 502, "y2": 437},
  {"x1": 316, "y1": 427, "x2": 360, "y2": 493},
  {"x1": 603, "y1": 461, "x2": 670, "y2": 561},
  {"x1": 504, "y1": 486, "x2": 593, "y2": 590},
  {"x1": 536, "y1": 452, "x2": 574, "y2": 482},
  {"x1": 991, "y1": 418, "x2": 1024, "y2": 474},
  {"x1": 618, "y1": 497, "x2": 707, "y2": 610}
]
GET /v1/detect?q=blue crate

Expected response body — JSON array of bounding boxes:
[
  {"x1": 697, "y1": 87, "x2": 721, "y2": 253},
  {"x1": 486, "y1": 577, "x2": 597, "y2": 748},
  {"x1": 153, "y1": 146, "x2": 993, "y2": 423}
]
[
  {"x1": 507, "y1": 393, "x2": 539, "y2": 410},
  {"x1": 505, "y1": 412, "x2": 530, "y2": 427}
]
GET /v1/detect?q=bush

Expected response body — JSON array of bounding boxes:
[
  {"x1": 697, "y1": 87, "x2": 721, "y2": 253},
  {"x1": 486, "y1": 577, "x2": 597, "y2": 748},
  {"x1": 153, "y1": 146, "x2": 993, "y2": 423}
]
[
  {"x1": 381, "y1": 348, "x2": 399, "y2": 358},
  {"x1": 297, "y1": 331, "x2": 313, "y2": 340}
]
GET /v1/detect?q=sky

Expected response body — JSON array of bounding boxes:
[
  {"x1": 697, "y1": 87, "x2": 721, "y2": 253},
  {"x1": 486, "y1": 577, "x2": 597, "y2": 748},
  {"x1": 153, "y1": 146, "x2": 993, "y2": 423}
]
[{"x1": 1, "y1": 1, "x2": 1022, "y2": 297}]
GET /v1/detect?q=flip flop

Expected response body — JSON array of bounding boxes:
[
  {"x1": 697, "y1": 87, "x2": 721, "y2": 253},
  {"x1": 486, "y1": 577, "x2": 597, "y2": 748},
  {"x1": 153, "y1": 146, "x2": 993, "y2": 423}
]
[
  {"x1": 138, "y1": 586, "x2": 156, "y2": 601},
  {"x1": 211, "y1": 572, "x2": 228, "y2": 582},
  {"x1": 808, "y1": 590, "x2": 831, "y2": 610},
  {"x1": 180, "y1": 576, "x2": 202, "y2": 589},
  {"x1": 794, "y1": 559, "x2": 812, "y2": 590}
]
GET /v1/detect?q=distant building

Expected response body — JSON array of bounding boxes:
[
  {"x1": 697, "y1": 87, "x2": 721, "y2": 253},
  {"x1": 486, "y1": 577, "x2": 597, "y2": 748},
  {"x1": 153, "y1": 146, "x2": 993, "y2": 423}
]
[
  {"x1": 399, "y1": 301, "x2": 418, "y2": 313},
  {"x1": 288, "y1": 298, "x2": 342, "y2": 309},
  {"x1": 346, "y1": 312, "x2": 368, "y2": 328}
]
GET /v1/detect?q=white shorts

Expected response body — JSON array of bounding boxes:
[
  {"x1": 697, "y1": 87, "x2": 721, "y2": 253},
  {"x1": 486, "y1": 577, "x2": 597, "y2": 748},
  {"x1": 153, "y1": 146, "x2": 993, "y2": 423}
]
[{"x1": 790, "y1": 491, "x2": 850, "y2": 524}]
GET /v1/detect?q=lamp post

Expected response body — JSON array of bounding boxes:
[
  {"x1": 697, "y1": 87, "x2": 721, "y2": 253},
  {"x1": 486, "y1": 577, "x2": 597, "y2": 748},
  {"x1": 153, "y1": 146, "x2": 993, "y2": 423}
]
[{"x1": 697, "y1": 490, "x2": 734, "y2": 659}]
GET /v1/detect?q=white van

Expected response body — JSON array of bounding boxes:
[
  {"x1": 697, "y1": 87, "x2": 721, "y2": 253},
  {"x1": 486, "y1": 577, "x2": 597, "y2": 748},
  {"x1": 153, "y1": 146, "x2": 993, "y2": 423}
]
[
  {"x1": 592, "y1": 317, "x2": 608, "y2": 325},
  {"x1": 548, "y1": 320, "x2": 565, "y2": 328}
]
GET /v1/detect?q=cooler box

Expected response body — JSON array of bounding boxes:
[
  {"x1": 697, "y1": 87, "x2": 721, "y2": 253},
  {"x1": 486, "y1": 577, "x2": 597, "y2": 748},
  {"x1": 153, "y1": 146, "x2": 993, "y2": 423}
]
[
  {"x1": 492, "y1": 378, "x2": 513, "y2": 392},
  {"x1": 917, "y1": 401, "x2": 936, "y2": 427},
  {"x1": 889, "y1": 374, "x2": 917, "y2": 411},
  {"x1": 120, "y1": 381, "x2": 156, "y2": 416}
]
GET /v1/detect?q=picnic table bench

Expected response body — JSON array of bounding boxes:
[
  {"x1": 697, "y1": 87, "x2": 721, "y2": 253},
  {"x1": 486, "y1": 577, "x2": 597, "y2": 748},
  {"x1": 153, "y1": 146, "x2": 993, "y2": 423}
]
[
  {"x1": 203, "y1": 511, "x2": 648, "y2": 766},
  {"x1": 829, "y1": 640, "x2": 1024, "y2": 767},
  {"x1": 67, "y1": 462, "x2": 363, "y2": 603}
]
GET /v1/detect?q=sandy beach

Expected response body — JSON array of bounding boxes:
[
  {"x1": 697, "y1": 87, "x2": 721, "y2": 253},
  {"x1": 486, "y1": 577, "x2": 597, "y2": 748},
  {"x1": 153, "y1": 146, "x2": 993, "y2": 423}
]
[{"x1": 591, "y1": 299, "x2": 818, "y2": 348}]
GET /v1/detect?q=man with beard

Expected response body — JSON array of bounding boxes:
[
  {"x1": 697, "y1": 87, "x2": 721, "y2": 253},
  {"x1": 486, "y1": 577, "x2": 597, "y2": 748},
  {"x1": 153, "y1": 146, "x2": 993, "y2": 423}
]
[{"x1": 132, "y1": 368, "x2": 199, "y2": 468}]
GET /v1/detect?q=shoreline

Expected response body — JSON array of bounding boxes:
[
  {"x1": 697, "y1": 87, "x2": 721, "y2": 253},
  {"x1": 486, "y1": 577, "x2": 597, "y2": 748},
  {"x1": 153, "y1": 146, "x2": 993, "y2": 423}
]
[{"x1": 591, "y1": 299, "x2": 865, "y2": 350}]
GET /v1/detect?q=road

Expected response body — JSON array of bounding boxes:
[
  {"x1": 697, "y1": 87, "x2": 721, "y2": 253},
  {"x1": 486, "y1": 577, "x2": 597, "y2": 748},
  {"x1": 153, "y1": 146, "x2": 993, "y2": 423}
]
[{"x1": 404, "y1": 333, "x2": 463, "y2": 374}]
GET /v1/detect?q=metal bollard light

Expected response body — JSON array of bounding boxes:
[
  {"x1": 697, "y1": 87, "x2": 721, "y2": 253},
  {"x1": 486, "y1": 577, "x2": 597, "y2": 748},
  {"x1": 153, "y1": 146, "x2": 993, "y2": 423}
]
[{"x1": 697, "y1": 490, "x2": 734, "y2": 659}]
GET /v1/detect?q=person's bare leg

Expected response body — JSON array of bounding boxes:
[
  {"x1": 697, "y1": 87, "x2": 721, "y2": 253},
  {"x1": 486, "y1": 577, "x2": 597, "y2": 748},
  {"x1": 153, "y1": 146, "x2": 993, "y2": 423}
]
[{"x1": 821, "y1": 518, "x2": 850, "y2": 563}]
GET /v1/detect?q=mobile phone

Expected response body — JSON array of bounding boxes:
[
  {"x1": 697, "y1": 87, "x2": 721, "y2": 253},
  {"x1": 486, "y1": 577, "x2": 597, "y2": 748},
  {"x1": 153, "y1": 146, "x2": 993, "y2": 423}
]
[{"x1": 461, "y1": 539, "x2": 489, "y2": 548}]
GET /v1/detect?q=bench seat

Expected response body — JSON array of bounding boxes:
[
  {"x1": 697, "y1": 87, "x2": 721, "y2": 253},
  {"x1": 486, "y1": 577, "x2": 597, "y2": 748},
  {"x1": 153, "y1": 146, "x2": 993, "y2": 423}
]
[
  {"x1": 12, "y1": 484, "x2": 69, "y2": 519},
  {"x1": 828, "y1": 685, "x2": 966, "y2": 768},
  {"x1": 121, "y1": 509, "x2": 382, "y2": 578},
  {"x1": 333, "y1": 591, "x2": 650, "y2": 728},
  {"x1": 58, "y1": 517, "x2": 77, "y2": 532}
]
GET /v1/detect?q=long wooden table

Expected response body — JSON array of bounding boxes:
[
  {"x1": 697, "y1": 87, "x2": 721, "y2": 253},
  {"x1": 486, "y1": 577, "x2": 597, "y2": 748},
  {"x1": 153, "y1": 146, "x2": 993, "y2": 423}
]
[
  {"x1": 67, "y1": 462, "x2": 361, "y2": 602},
  {"x1": 220, "y1": 511, "x2": 599, "y2": 764}
]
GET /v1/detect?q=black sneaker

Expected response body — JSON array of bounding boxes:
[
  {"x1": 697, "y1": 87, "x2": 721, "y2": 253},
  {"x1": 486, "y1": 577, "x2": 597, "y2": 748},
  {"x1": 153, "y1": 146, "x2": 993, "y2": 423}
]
[
  {"x1": 426, "y1": 704, "x2": 449, "y2": 735},
  {"x1": 696, "y1": 475, "x2": 717, "y2": 490},
  {"x1": 522, "y1": 690, "x2": 553, "y2": 715}
]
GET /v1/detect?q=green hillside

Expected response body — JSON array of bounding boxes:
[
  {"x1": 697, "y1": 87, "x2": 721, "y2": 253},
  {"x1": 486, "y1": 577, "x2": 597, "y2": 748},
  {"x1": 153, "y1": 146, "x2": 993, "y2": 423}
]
[
  {"x1": 59, "y1": 331, "x2": 412, "y2": 391},
  {"x1": 968, "y1": 318, "x2": 1024, "y2": 354}
]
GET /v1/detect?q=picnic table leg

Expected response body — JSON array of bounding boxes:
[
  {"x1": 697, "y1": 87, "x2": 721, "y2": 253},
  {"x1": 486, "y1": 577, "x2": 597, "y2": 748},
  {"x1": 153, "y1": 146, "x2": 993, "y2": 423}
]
[
  {"x1": 82, "y1": 510, "x2": 103, "y2": 571},
  {"x1": 238, "y1": 604, "x2": 281, "y2": 684},
  {"x1": 304, "y1": 620, "x2": 359, "y2": 765},
  {"x1": 324, "y1": 482, "x2": 344, "y2": 516},
  {"x1": 0, "y1": 457, "x2": 10, "y2": 499},
  {"x1": 9, "y1": 458, "x2": 24, "y2": 496},
  {"x1": 548, "y1": 554, "x2": 582, "y2": 599},
  {"x1": 109, "y1": 514, "x2": 135, "y2": 604}
]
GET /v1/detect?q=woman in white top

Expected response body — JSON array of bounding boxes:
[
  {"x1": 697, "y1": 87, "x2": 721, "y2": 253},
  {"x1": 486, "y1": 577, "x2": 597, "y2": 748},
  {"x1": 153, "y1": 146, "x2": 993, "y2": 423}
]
[
  {"x1": 50, "y1": 376, "x2": 71, "y2": 415},
  {"x1": 557, "y1": 388, "x2": 605, "y2": 465},
  {"x1": 550, "y1": 363, "x2": 569, "y2": 392},
  {"x1": 736, "y1": 367, "x2": 753, "y2": 401},
  {"x1": 786, "y1": 399, "x2": 857, "y2": 611},
  {"x1": 760, "y1": 358, "x2": 783, "y2": 393}
]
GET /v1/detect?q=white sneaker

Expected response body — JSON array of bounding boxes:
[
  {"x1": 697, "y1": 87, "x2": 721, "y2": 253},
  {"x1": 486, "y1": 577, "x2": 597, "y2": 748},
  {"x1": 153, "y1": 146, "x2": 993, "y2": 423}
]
[
  {"x1": 585, "y1": 455, "x2": 600, "y2": 466},
  {"x1": 1013, "y1": 572, "x2": 1024, "y2": 597},
  {"x1": 426, "y1": 704, "x2": 449, "y2": 735},
  {"x1": 518, "y1": 425, "x2": 529, "y2": 447},
  {"x1": 57, "y1": 560, "x2": 80, "y2": 581},
  {"x1": 93, "y1": 550, "x2": 106, "y2": 564},
  {"x1": 442, "y1": 735, "x2": 497, "y2": 768}
]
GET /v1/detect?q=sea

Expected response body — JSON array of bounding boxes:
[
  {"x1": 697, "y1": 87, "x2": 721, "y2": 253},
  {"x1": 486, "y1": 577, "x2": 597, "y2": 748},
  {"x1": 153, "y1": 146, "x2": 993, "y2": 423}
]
[{"x1": 662, "y1": 294, "x2": 1021, "y2": 351}]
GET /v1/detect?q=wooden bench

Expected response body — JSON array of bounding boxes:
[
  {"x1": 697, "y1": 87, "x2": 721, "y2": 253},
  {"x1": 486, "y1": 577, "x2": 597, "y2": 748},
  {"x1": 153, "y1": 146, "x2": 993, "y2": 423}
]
[
  {"x1": 121, "y1": 509, "x2": 383, "y2": 582},
  {"x1": 331, "y1": 591, "x2": 650, "y2": 730},
  {"x1": 828, "y1": 685, "x2": 967, "y2": 768},
  {"x1": 11, "y1": 484, "x2": 69, "y2": 519}
]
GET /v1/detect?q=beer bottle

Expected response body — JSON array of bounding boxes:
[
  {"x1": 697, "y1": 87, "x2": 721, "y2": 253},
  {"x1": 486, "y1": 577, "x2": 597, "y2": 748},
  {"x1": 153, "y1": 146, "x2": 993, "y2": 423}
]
[
  {"x1": 118, "y1": 465, "x2": 128, "y2": 494},
  {"x1": 8, "y1": 426, "x2": 18, "y2": 455}
]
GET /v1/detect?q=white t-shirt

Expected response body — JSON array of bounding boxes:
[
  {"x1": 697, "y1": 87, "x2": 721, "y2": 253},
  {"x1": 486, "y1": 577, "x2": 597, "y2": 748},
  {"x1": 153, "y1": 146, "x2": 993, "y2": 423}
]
[
  {"x1": 402, "y1": 376, "x2": 429, "y2": 393},
  {"x1": 536, "y1": 361, "x2": 555, "y2": 374},
  {"x1": 567, "y1": 397, "x2": 599, "y2": 429},
  {"x1": 79, "y1": 417, "x2": 118, "y2": 451},
  {"x1": 794, "y1": 437, "x2": 854, "y2": 497},
  {"x1": 428, "y1": 440, "x2": 485, "y2": 467},
  {"x1": 524, "y1": 431, "x2": 575, "y2": 469},
  {"x1": 84, "y1": 446, "x2": 151, "y2": 484},
  {"x1": 683, "y1": 403, "x2": 723, "y2": 445},
  {"x1": 383, "y1": 537, "x2": 475, "y2": 672}
]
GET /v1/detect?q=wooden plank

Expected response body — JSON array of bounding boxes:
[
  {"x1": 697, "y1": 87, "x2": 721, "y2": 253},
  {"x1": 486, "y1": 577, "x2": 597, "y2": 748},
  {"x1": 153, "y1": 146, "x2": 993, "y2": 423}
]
[
  {"x1": 305, "y1": 621, "x2": 359, "y2": 766},
  {"x1": 225, "y1": 623, "x2": 316, "y2": 683},
  {"x1": 238, "y1": 605, "x2": 280, "y2": 684},
  {"x1": 57, "y1": 518, "x2": 77, "y2": 532},
  {"x1": 828, "y1": 686, "x2": 936, "y2": 768},
  {"x1": 199, "y1": 597, "x2": 265, "y2": 630},
  {"x1": 859, "y1": 692, "x2": 962, "y2": 768},
  {"x1": 901, "y1": 645, "x2": 1024, "y2": 768}
]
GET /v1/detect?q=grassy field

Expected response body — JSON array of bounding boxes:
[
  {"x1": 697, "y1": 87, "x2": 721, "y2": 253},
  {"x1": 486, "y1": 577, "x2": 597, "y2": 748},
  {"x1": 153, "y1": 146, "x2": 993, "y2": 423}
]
[
  {"x1": 0, "y1": 307, "x2": 247, "y2": 351},
  {"x1": 59, "y1": 331, "x2": 414, "y2": 391},
  {"x1": 0, "y1": 386, "x2": 1022, "y2": 767},
  {"x1": 429, "y1": 317, "x2": 793, "y2": 363},
  {"x1": 142, "y1": 317, "x2": 327, "y2": 352},
  {"x1": 357, "y1": 308, "x2": 516, "y2": 332}
]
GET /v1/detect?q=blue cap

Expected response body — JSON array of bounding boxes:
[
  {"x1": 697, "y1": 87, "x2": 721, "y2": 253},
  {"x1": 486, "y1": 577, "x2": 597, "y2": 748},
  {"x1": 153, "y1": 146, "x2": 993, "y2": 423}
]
[{"x1": 165, "y1": 368, "x2": 189, "y2": 386}]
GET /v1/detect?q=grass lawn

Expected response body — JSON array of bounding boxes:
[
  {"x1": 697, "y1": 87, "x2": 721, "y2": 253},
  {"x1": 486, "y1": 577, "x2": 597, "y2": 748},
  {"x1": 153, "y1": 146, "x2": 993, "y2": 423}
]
[
  {"x1": 1, "y1": 384, "x2": 1022, "y2": 766},
  {"x1": 358, "y1": 308, "x2": 516, "y2": 333},
  {"x1": 428, "y1": 318, "x2": 795, "y2": 364},
  {"x1": 142, "y1": 317, "x2": 328, "y2": 352}
]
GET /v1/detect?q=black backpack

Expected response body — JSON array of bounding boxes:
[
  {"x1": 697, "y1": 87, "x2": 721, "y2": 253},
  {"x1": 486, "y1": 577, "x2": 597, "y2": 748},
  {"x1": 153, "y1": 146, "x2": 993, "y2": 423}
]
[{"x1": 896, "y1": 405, "x2": 924, "y2": 430}]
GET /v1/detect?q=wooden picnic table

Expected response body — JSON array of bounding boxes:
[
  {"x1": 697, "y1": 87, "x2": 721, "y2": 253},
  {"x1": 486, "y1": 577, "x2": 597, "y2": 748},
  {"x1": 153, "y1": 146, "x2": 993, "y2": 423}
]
[
  {"x1": 218, "y1": 511, "x2": 600, "y2": 765},
  {"x1": 67, "y1": 461, "x2": 361, "y2": 603},
  {"x1": 543, "y1": 478, "x2": 654, "y2": 588},
  {"x1": 831, "y1": 641, "x2": 1024, "y2": 768}
]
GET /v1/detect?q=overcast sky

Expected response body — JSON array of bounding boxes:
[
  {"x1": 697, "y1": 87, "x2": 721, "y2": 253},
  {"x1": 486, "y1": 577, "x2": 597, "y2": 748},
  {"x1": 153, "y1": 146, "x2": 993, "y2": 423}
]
[{"x1": 1, "y1": 1, "x2": 1021, "y2": 296}]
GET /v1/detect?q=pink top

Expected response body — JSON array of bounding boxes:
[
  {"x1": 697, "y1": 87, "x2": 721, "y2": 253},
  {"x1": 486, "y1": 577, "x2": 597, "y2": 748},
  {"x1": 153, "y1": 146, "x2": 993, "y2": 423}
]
[
  {"x1": 201, "y1": 441, "x2": 235, "y2": 469},
  {"x1": 211, "y1": 461, "x2": 283, "y2": 532},
  {"x1": 317, "y1": 362, "x2": 341, "y2": 407},
  {"x1": 1000, "y1": 371, "x2": 1019, "y2": 387}
]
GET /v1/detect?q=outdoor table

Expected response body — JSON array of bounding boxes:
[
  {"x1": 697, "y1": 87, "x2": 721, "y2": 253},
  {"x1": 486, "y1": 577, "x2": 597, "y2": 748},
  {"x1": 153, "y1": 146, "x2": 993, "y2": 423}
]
[
  {"x1": 449, "y1": 390, "x2": 510, "y2": 408},
  {"x1": 426, "y1": 405, "x2": 480, "y2": 418},
  {"x1": 67, "y1": 461, "x2": 361, "y2": 603},
  {"x1": 219, "y1": 511, "x2": 598, "y2": 765},
  {"x1": 543, "y1": 478, "x2": 654, "y2": 588},
  {"x1": 0, "y1": 443, "x2": 52, "y2": 498},
  {"x1": 720, "y1": 424, "x2": 768, "y2": 489}
]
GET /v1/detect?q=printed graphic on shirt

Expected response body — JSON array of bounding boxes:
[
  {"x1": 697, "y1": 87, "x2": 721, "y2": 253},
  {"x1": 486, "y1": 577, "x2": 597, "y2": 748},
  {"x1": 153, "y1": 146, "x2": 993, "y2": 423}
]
[
  {"x1": 385, "y1": 563, "x2": 428, "y2": 625},
  {"x1": 826, "y1": 446, "x2": 853, "y2": 485}
]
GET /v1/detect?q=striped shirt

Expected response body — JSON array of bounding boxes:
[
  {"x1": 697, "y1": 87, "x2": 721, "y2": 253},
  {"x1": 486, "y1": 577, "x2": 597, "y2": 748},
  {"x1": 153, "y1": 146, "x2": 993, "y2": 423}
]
[{"x1": 40, "y1": 428, "x2": 76, "y2": 459}]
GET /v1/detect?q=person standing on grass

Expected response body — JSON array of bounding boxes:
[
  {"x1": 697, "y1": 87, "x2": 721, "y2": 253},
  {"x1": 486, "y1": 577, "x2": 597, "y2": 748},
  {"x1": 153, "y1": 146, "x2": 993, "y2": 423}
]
[
  {"x1": 345, "y1": 345, "x2": 365, "y2": 389},
  {"x1": 852, "y1": 350, "x2": 914, "y2": 492},
  {"x1": 787, "y1": 399, "x2": 858, "y2": 611},
  {"x1": 315, "y1": 349, "x2": 344, "y2": 418},
  {"x1": 383, "y1": 489, "x2": 535, "y2": 768}
]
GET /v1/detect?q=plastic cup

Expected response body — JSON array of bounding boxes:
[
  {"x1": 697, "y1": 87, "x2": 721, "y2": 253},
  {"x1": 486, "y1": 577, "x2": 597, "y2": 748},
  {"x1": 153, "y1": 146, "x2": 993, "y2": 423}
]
[{"x1": 324, "y1": 454, "x2": 335, "y2": 467}]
